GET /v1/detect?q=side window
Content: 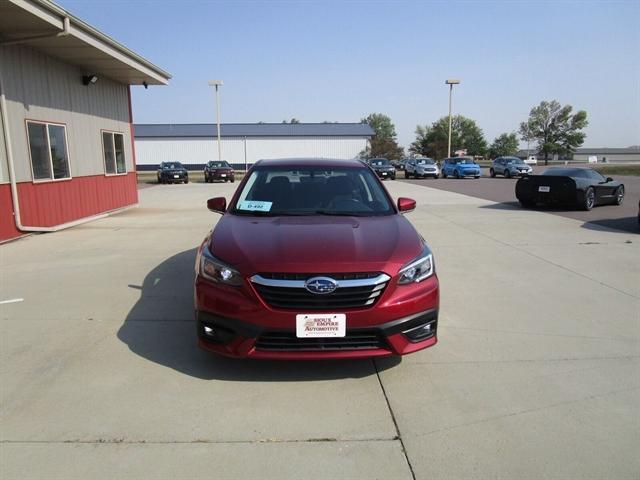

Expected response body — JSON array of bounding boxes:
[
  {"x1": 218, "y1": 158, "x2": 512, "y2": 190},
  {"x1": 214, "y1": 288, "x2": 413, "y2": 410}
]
[
  {"x1": 102, "y1": 131, "x2": 127, "y2": 175},
  {"x1": 26, "y1": 121, "x2": 71, "y2": 181}
]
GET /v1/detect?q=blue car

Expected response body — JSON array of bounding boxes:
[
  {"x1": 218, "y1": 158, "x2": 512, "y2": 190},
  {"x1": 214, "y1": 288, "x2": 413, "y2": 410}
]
[{"x1": 441, "y1": 157, "x2": 481, "y2": 179}]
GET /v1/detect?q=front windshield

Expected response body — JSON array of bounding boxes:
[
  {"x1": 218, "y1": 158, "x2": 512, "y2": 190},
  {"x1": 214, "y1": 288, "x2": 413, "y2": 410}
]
[
  {"x1": 455, "y1": 158, "x2": 475, "y2": 164},
  {"x1": 163, "y1": 163, "x2": 183, "y2": 169},
  {"x1": 232, "y1": 166, "x2": 394, "y2": 216},
  {"x1": 416, "y1": 158, "x2": 435, "y2": 165},
  {"x1": 506, "y1": 157, "x2": 524, "y2": 164},
  {"x1": 208, "y1": 161, "x2": 230, "y2": 168},
  {"x1": 370, "y1": 159, "x2": 390, "y2": 166}
]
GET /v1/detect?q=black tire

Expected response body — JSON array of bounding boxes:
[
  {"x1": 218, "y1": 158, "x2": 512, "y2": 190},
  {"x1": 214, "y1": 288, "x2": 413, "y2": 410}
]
[
  {"x1": 489, "y1": 168, "x2": 495, "y2": 178},
  {"x1": 157, "y1": 176, "x2": 162, "y2": 184},
  {"x1": 614, "y1": 186, "x2": 625, "y2": 206},
  {"x1": 454, "y1": 170, "x2": 460, "y2": 179},
  {"x1": 231, "y1": 178, "x2": 235, "y2": 183},
  {"x1": 434, "y1": 175, "x2": 439, "y2": 180},
  {"x1": 184, "y1": 178, "x2": 189, "y2": 184},
  {"x1": 391, "y1": 175, "x2": 396, "y2": 180},
  {"x1": 519, "y1": 199, "x2": 535, "y2": 208},
  {"x1": 474, "y1": 175, "x2": 480, "y2": 179},
  {"x1": 504, "y1": 169, "x2": 511, "y2": 179},
  {"x1": 442, "y1": 170, "x2": 448, "y2": 178},
  {"x1": 582, "y1": 187, "x2": 595, "y2": 211}
]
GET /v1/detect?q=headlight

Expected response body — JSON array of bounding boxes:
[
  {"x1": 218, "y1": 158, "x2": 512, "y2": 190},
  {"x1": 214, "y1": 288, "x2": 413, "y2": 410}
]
[
  {"x1": 198, "y1": 246, "x2": 243, "y2": 286},
  {"x1": 398, "y1": 246, "x2": 435, "y2": 284}
]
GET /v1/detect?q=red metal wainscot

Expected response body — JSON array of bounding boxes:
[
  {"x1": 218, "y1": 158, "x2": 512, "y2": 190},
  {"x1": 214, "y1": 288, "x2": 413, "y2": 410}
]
[{"x1": 0, "y1": 172, "x2": 138, "y2": 241}]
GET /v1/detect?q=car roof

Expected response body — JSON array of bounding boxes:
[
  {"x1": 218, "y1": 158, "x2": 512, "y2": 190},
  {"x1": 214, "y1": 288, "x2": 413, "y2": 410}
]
[{"x1": 254, "y1": 158, "x2": 365, "y2": 168}]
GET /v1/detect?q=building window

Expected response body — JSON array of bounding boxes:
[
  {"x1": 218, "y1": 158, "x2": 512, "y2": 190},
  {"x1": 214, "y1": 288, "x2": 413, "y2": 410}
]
[
  {"x1": 26, "y1": 121, "x2": 71, "y2": 181},
  {"x1": 102, "y1": 131, "x2": 126, "y2": 175}
]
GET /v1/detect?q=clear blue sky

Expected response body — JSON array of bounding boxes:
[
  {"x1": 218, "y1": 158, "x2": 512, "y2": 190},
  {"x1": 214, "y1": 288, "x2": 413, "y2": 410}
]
[{"x1": 58, "y1": 0, "x2": 639, "y2": 149}]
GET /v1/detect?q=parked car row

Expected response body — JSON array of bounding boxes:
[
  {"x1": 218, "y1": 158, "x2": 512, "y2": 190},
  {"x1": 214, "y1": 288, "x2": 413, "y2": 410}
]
[{"x1": 157, "y1": 161, "x2": 236, "y2": 184}]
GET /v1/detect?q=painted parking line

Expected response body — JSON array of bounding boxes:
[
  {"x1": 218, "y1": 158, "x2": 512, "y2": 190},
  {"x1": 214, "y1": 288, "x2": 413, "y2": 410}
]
[{"x1": 0, "y1": 298, "x2": 24, "y2": 305}]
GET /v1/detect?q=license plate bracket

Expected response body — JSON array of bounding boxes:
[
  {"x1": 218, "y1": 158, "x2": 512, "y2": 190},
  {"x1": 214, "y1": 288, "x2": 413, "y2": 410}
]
[{"x1": 296, "y1": 314, "x2": 346, "y2": 338}]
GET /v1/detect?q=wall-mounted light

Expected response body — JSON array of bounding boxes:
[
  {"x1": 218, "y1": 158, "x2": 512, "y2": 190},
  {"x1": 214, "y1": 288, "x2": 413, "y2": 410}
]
[{"x1": 82, "y1": 74, "x2": 98, "y2": 86}]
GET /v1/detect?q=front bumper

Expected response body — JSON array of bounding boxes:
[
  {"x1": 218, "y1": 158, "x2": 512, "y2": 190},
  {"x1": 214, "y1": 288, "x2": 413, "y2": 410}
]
[
  {"x1": 375, "y1": 170, "x2": 396, "y2": 179},
  {"x1": 163, "y1": 172, "x2": 188, "y2": 181},
  {"x1": 208, "y1": 171, "x2": 234, "y2": 180},
  {"x1": 195, "y1": 274, "x2": 439, "y2": 359}
]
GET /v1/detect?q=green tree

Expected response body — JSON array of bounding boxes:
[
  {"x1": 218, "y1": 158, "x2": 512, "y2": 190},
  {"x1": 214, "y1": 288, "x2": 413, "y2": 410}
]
[
  {"x1": 282, "y1": 118, "x2": 301, "y2": 123},
  {"x1": 488, "y1": 132, "x2": 519, "y2": 159},
  {"x1": 360, "y1": 113, "x2": 405, "y2": 160},
  {"x1": 410, "y1": 115, "x2": 487, "y2": 159},
  {"x1": 519, "y1": 100, "x2": 588, "y2": 164}
]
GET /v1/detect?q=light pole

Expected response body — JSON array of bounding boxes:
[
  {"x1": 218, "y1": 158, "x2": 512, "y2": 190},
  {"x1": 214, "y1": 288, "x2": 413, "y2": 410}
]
[
  {"x1": 208, "y1": 80, "x2": 223, "y2": 161},
  {"x1": 445, "y1": 79, "x2": 460, "y2": 158}
]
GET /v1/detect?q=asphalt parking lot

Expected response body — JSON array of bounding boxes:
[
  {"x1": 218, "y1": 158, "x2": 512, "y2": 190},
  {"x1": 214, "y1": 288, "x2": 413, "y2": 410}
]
[
  {"x1": 400, "y1": 166, "x2": 640, "y2": 234},
  {"x1": 1, "y1": 181, "x2": 639, "y2": 479}
]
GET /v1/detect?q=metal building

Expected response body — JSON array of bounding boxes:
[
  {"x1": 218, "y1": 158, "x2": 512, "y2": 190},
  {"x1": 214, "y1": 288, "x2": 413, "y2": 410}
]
[
  {"x1": 134, "y1": 123, "x2": 375, "y2": 171},
  {"x1": 0, "y1": 0, "x2": 170, "y2": 242}
]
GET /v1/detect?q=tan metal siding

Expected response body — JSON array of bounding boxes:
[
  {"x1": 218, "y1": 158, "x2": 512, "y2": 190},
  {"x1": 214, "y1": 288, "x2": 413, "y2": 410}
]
[
  {"x1": 0, "y1": 97, "x2": 7, "y2": 183},
  {"x1": 0, "y1": 44, "x2": 133, "y2": 183}
]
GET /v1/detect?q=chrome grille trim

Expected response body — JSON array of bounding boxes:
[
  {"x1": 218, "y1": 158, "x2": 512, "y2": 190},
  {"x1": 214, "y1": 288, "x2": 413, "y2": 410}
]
[{"x1": 250, "y1": 273, "x2": 391, "y2": 289}]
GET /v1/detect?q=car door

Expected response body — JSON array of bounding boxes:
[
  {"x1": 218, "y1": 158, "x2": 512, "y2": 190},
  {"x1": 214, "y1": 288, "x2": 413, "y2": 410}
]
[
  {"x1": 590, "y1": 170, "x2": 616, "y2": 201},
  {"x1": 500, "y1": 158, "x2": 509, "y2": 174}
]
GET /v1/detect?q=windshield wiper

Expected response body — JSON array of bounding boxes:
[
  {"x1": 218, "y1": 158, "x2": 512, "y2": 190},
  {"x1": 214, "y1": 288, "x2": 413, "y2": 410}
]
[{"x1": 313, "y1": 210, "x2": 369, "y2": 217}]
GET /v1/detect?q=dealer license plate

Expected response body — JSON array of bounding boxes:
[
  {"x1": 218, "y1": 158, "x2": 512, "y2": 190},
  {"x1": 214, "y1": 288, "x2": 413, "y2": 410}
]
[
  {"x1": 220, "y1": 174, "x2": 226, "y2": 177},
  {"x1": 382, "y1": 172, "x2": 387, "y2": 176},
  {"x1": 538, "y1": 186, "x2": 550, "y2": 192},
  {"x1": 296, "y1": 314, "x2": 346, "y2": 338},
  {"x1": 173, "y1": 174, "x2": 180, "y2": 179}
]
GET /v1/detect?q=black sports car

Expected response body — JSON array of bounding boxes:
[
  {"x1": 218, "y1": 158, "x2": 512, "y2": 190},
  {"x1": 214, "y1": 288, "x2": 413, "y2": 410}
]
[
  {"x1": 368, "y1": 158, "x2": 396, "y2": 180},
  {"x1": 157, "y1": 161, "x2": 189, "y2": 184},
  {"x1": 515, "y1": 168, "x2": 624, "y2": 211}
]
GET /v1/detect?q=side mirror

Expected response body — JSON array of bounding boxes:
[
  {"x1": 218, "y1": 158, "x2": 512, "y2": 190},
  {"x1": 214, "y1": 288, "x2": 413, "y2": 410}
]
[
  {"x1": 207, "y1": 197, "x2": 227, "y2": 214},
  {"x1": 397, "y1": 197, "x2": 416, "y2": 213},
  {"x1": 606, "y1": 177, "x2": 613, "y2": 182}
]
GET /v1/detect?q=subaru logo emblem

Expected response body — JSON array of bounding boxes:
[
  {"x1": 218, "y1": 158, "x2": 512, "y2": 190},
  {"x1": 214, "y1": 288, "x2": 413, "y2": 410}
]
[{"x1": 304, "y1": 276, "x2": 338, "y2": 295}]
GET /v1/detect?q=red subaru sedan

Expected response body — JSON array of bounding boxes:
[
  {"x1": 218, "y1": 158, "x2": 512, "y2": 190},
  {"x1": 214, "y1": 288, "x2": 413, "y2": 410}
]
[{"x1": 195, "y1": 158, "x2": 439, "y2": 359}]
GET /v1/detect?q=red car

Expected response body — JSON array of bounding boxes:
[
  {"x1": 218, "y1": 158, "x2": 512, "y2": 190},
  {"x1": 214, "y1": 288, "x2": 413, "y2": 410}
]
[
  {"x1": 195, "y1": 158, "x2": 439, "y2": 359},
  {"x1": 204, "y1": 160, "x2": 235, "y2": 183}
]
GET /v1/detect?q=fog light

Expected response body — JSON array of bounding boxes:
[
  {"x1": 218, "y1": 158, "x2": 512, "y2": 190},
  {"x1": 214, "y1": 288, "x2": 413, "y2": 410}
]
[{"x1": 403, "y1": 320, "x2": 436, "y2": 342}]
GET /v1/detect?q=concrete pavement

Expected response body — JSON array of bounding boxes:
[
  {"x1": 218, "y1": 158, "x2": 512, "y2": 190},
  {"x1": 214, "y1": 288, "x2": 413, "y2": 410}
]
[{"x1": 1, "y1": 180, "x2": 638, "y2": 479}]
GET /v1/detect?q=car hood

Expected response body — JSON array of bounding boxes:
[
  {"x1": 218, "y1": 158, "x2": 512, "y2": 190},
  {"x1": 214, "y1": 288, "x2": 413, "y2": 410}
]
[
  {"x1": 208, "y1": 214, "x2": 424, "y2": 274},
  {"x1": 457, "y1": 164, "x2": 478, "y2": 169},
  {"x1": 163, "y1": 169, "x2": 187, "y2": 173}
]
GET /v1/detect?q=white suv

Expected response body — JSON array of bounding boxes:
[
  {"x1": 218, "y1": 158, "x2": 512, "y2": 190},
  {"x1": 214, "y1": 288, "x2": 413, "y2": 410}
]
[{"x1": 405, "y1": 158, "x2": 440, "y2": 179}]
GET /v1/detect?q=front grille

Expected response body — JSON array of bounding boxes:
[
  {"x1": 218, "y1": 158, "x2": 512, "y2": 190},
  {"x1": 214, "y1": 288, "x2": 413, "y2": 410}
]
[
  {"x1": 259, "y1": 272, "x2": 380, "y2": 281},
  {"x1": 251, "y1": 272, "x2": 389, "y2": 310},
  {"x1": 255, "y1": 330, "x2": 387, "y2": 351}
]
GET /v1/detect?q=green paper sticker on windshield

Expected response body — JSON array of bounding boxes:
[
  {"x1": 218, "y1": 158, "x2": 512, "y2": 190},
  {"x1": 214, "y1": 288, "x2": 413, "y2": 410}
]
[{"x1": 238, "y1": 200, "x2": 273, "y2": 212}]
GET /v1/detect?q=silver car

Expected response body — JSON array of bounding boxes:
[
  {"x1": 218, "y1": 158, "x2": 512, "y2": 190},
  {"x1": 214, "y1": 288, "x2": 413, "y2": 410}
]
[
  {"x1": 405, "y1": 158, "x2": 440, "y2": 179},
  {"x1": 490, "y1": 156, "x2": 533, "y2": 178}
]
